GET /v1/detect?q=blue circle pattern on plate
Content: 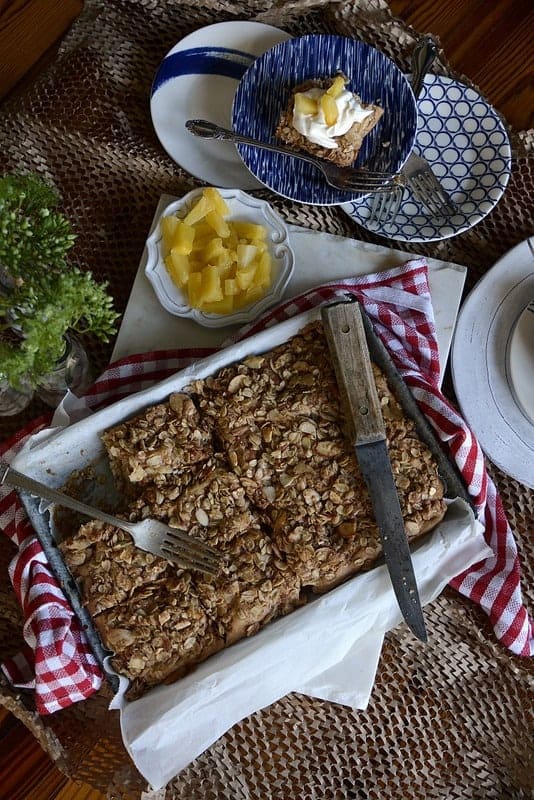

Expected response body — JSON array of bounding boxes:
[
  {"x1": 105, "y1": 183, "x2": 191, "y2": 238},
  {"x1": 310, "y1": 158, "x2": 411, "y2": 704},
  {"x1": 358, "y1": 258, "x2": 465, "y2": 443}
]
[
  {"x1": 231, "y1": 35, "x2": 418, "y2": 206},
  {"x1": 343, "y1": 74, "x2": 512, "y2": 241}
]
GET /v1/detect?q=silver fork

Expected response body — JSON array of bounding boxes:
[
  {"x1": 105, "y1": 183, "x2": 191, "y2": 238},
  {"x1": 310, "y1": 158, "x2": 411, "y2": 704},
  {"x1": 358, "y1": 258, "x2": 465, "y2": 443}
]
[
  {"x1": 185, "y1": 119, "x2": 403, "y2": 195},
  {"x1": 404, "y1": 151, "x2": 457, "y2": 216},
  {"x1": 369, "y1": 37, "x2": 456, "y2": 224},
  {"x1": 0, "y1": 460, "x2": 221, "y2": 575}
]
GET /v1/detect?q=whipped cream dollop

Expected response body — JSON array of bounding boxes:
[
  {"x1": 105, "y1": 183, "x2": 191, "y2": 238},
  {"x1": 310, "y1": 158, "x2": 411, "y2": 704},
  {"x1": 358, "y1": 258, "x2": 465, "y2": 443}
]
[{"x1": 292, "y1": 87, "x2": 374, "y2": 149}]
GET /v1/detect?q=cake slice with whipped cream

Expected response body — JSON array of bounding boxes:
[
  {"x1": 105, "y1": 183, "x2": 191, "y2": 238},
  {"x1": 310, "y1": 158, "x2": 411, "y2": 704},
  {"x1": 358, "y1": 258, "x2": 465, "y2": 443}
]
[{"x1": 275, "y1": 74, "x2": 383, "y2": 167}]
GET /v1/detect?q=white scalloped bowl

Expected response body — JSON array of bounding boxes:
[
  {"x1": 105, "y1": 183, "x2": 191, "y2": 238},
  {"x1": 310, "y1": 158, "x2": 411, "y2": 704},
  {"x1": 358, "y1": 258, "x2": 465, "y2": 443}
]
[{"x1": 145, "y1": 188, "x2": 295, "y2": 327}]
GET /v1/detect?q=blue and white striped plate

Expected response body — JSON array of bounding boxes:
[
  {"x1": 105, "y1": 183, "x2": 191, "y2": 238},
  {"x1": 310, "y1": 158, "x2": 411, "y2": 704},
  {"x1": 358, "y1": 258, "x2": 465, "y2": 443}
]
[
  {"x1": 231, "y1": 35, "x2": 418, "y2": 206},
  {"x1": 150, "y1": 21, "x2": 290, "y2": 188},
  {"x1": 343, "y1": 74, "x2": 512, "y2": 241}
]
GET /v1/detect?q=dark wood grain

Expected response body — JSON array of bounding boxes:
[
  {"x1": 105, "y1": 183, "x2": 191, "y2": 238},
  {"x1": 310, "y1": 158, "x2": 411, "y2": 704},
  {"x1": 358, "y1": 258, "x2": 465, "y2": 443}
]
[
  {"x1": 0, "y1": 0, "x2": 83, "y2": 101},
  {"x1": 0, "y1": 706, "x2": 105, "y2": 800},
  {"x1": 389, "y1": 0, "x2": 534, "y2": 129}
]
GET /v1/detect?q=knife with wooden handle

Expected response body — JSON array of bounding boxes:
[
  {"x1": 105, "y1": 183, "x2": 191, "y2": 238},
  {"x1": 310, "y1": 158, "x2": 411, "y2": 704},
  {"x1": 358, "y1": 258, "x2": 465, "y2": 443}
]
[{"x1": 321, "y1": 299, "x2": 427, "y2": 642}]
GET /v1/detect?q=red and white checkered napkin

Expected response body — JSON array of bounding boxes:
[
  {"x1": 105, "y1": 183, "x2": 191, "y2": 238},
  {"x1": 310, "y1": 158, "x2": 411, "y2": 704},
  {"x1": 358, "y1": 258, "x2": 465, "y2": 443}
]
[
  {"x1": 0, "y1": 426, "x2": 104, "y2": 713},
  {"x1": 1, "y1": 258, "x2": 532, "y2": 715}
]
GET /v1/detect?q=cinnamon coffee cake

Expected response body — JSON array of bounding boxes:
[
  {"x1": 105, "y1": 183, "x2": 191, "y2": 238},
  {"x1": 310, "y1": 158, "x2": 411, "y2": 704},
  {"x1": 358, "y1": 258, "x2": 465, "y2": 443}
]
[
  {"x1": 60, "y1": 320, "x2": 447, "y2": 699},
  {"x1": 275, "y1": 76, "x2": 383, "y2": 167},
  {"x1": 101, "y1": 392, "x2": 212, "y2": 488}
]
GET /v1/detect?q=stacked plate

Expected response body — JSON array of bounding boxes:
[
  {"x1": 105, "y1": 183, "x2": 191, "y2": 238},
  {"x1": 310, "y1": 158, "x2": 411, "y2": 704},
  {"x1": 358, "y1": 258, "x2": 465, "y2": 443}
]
[
  {"x1": 343, "y1": 73, "x2": 511, "y2": 242},
  {"x1": 150, "y1": 20, "x2": 511, "y2": 243},
  {"x1": 230, "y1": 33, "x2": 417, "y2": 206},
  {"x1": 451, "y1": 237, "x2": 534, "y2": 488}
]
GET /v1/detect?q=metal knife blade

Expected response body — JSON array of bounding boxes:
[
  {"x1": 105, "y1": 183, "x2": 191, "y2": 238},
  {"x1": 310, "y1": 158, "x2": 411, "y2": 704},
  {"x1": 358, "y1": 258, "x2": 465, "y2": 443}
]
[{"x1": 321, "y1": 299, "x2": 427, "y2": 642}]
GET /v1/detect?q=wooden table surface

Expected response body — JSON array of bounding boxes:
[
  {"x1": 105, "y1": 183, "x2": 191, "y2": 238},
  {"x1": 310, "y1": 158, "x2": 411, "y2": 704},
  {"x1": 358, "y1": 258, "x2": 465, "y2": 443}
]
[
  {"x1": 0, "y1": 1, "x2": 532, "y2": 799},
  {"x1": 0, "y1": 0, "x2": 532, "y2": 129}
]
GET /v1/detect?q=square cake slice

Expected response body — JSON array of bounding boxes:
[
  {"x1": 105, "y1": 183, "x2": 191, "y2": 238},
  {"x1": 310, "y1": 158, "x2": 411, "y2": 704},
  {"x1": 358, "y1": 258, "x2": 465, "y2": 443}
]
[
  {"x1": 59, "y1": 520, "x2": 170, "y2": 616},
  {"x1": 101, "y1": 391, "x2": 213, "y2": 488},
  {"x1": 93, "y1": 572, "x2": 220, "y2": 699},
  {"x1": 275, "y1": 75, "x2": 383, "y2": 167}
]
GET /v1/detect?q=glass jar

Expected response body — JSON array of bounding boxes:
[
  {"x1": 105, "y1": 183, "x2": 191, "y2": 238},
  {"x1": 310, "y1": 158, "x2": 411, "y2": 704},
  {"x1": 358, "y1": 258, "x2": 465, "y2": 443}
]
[
  {"x1": 0, "y1": 377, "x2": 33, "y2": 416},
  {"x1": 35, "y1": 332, "x2": 93, "y2": 408}
]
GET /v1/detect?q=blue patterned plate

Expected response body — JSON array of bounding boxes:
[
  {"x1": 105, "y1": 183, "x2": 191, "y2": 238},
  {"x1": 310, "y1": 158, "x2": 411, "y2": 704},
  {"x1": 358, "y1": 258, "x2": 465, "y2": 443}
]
[
  {"x1": 343, "y1": 74, "x2": 511, "y2": 241},
  {"x1": 231, "y1": 35, "x2": 418, "y2": 206},
  {"x1": 150, "y1": 21, "x2": 290, "y2": 188}
]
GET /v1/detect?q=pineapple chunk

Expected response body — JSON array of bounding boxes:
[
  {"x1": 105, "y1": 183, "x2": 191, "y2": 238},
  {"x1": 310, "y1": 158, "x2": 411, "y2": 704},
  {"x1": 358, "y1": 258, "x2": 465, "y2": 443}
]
[
  {"x1": 191, "y1": 231, "x2": 216, "y2": 252},
  {"x1": 160, "y1": 215, "x2": 179, "y2": 253},
  {"x1": 199, "y1": 265, "x2": 224, "y2": 303},
  {"x1": 190, "y1": 222, "x2": 213, "y2": 243},
  {"x1": 234, "y1": 286, "x2": 264, "y2": 308},
  {"x1": 320, "y1": 93, "x2": 338, "y2": 126},
  {"x1": 205, "y1": 210, "x2": 231, "y2": 238},
  {"x1": 202, "y1": 237, "x2": 225, "y2": 263},
  {"x1": 326, "y1": 75, "x2": 346, "y2": 99},
  {"x1": 245, "y1": 286, "x2": 265, "y2": 303},
  {"x1": 236, "y1": 243, "x2": 259, "y2": 268},
  {"x1": 165, "y1": 251, "x2": 191, "y2": 288},
  {"x1": 294, "y1": 92, "x2": 318, "y2": 116},
  {"x1": 250, "y1": 237, "x2": 268, "y2": 254},
  {"x1": 236, "y1": 266, "x2": 257, "y2": 291},
  {"x1": 201, "y1": 295, "x2": 234, "y2": 315},
  {"x1": 225, "y1": 230, "x2": 240, "y2": 251},
  {"x1": 183, "y1": 194, "x2": 213, "y2": 226},
  {"x1": 253, "y1": 251, "x2": 272, "y2": 289},
  {"x1": 224, "y1": 278, "x2": 239, "y2": 296},
  {"x1": 187, "y1": 271, "x2": 203, "y2": 307},
  {"x1": 211, "y1": 251, "x2": 233, "y2": 271},
  {"x1": 232, "y1": 222, "x2": 266, "y2": 240},
  {"x1": 171, "y1": 221, "x2": 195, "y2": 255},
  {"x1": 203, "y1": 187, "x2": 230, "y2": 217}
]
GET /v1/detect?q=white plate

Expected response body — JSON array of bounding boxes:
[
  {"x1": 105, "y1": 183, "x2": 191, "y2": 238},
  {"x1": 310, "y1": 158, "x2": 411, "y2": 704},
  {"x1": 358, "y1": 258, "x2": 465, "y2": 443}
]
[
  {"x1": 144, "y1": 188, "x2": 294, "y2": 328},
  {"x1": 343, "y1": 74, "x2": 511, "y2": 242},
  {"x1": 508, "y1": 299, "x2": 534, "y2": 425},
  {"x1": 451, "y1": 237, "x2": 534, "y2": 488},
  {"x1": 150, "y1": 21, "x2": 290, "y2": 188}
]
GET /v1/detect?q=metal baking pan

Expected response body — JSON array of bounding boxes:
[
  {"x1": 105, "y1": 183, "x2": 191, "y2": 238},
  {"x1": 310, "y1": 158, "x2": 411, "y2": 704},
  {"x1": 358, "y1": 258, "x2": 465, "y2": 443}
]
[{"x1": 13, "y1": 306, "x2": 472, "y2": 686}]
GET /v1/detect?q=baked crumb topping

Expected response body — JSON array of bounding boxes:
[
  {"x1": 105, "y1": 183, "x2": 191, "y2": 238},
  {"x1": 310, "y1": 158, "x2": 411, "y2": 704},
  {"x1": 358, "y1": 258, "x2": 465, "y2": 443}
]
[{"x1": 62, "y1": 321, "x2": 446, "y2": 699}]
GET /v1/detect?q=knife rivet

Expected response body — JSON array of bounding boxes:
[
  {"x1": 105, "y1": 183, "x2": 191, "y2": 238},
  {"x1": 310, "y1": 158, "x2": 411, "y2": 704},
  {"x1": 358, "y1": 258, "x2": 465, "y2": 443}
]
[{"x1": 359, "y1": 406, "x2": 368, "y2": 415}]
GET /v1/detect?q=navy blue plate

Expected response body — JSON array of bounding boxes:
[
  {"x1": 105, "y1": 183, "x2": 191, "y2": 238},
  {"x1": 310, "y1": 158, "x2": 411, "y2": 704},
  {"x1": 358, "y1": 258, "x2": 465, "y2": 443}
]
[{"x1": 231, "y1": 34, "x2": 417, "y2": 206}]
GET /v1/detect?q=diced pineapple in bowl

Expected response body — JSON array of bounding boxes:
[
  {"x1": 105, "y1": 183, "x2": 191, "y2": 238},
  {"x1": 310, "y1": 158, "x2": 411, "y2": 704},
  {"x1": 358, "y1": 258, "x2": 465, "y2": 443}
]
[{"x1": 144, "y1": 187, "x2": 295, "y2": 327}]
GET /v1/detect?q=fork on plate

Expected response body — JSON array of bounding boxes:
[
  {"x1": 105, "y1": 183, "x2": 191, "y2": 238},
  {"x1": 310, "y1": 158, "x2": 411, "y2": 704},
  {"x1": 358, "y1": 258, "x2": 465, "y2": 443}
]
[
  {"x1": 369, "y1": 37, "x2": 457, "y2": 225},
  {"x1": 0, "y1": 460, "x2": 222, "y2": 575},
  {"x1": 185, "y1": 119, "x2": 403, "y2": 195}
]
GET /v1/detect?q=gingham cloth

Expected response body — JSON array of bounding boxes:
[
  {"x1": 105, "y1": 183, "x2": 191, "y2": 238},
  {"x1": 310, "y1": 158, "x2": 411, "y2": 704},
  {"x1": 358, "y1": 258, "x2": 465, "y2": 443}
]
[{"x1": 1, "y1": 259, "x2": 532, "y2": 715}]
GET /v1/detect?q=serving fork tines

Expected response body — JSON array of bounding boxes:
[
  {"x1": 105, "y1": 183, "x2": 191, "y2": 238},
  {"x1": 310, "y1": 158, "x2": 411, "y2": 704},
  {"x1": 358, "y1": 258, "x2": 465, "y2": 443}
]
[
  {"x1": 403, "y1": 151, "x2": 457, "y2": 216},
  {"x1": 186, "y1": 119, "x2": 403, "y2": 194},
  {"x1": 368, "y1": 36, "x2": 457, "y2": 225},
  {"x1": 0, "y1": 461, "x2": 221, "y2": 575}
]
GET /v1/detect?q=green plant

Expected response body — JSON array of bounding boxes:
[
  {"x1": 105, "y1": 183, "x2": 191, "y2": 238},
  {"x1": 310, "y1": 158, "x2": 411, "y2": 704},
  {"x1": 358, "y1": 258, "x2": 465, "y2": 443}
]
[{"x1": 0, "y1": 172, "x2": 119, "y2": 388}]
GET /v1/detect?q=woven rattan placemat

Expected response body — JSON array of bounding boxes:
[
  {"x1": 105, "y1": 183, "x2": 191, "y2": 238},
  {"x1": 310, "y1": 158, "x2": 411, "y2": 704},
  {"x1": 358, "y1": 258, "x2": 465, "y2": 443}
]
[{"x1": 0, "y1": 1, "x2": 532, "y2": 797}]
